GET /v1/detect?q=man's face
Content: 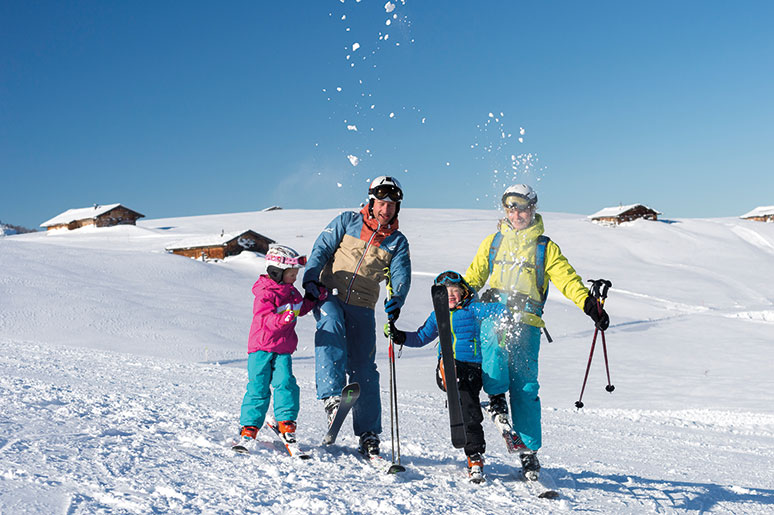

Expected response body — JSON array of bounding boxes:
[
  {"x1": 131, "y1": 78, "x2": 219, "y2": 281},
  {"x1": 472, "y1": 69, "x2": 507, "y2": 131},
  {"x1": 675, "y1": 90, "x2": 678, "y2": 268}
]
[
  {"x1": 506, "y1": 206, "x2": 535, "y2": 230},
  {"x1": 372, "y1": 199, "x2": 397, "y2": 225}
]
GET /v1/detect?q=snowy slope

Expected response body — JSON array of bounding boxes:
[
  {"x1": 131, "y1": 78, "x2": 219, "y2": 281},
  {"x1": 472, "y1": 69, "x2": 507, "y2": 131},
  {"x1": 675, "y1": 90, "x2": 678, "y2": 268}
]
[{"x1": 1, "y1": 209, "x2": 773, "y2": 513}]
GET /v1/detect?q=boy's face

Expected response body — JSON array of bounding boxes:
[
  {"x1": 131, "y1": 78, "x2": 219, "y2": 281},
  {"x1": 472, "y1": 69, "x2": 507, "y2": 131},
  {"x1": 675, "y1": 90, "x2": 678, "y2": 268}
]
[
  {"x1": 282, "y1": 268, "x2": 299, "y2": 284},
  {"x1": 446, "y1": 285, "x2": 463, "y2": 308}
]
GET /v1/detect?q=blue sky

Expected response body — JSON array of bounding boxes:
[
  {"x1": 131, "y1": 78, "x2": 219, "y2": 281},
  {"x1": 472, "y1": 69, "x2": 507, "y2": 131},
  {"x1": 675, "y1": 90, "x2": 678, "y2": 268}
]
[{"x1": 2, "y1": 1, "x2": 773, "y2": 229}]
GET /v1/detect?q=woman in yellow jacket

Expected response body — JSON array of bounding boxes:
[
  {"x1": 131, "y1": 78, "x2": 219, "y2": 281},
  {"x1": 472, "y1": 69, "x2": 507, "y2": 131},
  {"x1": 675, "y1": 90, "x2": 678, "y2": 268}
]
[{"x1": 464, "y1": 184, "x2": 609, "y2": 479}]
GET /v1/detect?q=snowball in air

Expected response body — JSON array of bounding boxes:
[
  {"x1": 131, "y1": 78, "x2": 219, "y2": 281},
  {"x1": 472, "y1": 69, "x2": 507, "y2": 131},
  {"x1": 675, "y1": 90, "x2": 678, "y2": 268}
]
[{"x1": 347, "y1": 155, "x2": 360, "y2": 166}]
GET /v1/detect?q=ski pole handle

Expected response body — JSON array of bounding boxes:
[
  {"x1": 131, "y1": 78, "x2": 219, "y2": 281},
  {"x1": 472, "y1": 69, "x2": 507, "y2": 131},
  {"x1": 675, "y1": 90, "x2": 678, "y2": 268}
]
[{"x1": 588, "y1": 279, "x2": 612, "y2": 303}]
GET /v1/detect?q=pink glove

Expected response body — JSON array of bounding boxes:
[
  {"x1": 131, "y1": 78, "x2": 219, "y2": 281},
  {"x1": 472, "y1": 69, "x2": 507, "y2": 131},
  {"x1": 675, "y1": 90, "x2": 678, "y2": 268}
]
[
  {"x1": 279, "y1": 311, "x2": 297, "y2": 325},
  {"x1": 318, "y1": 286, "x2": 329, "y2": 302}
]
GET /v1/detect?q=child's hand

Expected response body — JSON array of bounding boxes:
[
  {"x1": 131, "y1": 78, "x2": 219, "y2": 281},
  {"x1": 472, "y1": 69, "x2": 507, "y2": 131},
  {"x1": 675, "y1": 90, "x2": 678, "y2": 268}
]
[
  {"x1": 279, "y1": 311, "x2": 297, "y2": 325},
  {"x1": 383, "y1": 322, "x2": 406, "y2": 345}
]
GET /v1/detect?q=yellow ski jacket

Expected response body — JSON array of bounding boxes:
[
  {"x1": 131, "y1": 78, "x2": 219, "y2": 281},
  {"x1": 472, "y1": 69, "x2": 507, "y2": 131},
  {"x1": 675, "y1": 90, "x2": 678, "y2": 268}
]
[{"x1": 464, "y1": 214, "x2": 589, "y2": 327}]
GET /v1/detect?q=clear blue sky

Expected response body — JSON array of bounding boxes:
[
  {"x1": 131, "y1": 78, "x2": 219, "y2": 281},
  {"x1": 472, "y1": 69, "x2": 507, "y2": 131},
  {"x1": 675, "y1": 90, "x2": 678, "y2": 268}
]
[{"x1": 2, "y1": 1, "x2": 773, "y2": 229}]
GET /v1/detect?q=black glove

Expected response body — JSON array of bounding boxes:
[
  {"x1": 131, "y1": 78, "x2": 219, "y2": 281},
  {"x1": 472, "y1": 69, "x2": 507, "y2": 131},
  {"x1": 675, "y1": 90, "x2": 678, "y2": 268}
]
[
  {"x1": 303, "y1": 280, "x2": 323, "y2": 301},
  {"x1": 584, "y1": 295, "x2": 610, "y2": 331},
  {"x1": 383, "y1": 322, "x2": 406, "y2": 345}
]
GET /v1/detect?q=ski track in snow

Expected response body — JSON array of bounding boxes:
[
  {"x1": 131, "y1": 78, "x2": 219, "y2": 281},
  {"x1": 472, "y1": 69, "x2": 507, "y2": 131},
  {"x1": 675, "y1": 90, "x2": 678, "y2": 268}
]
[{"x1": 2, "y1": 338, "x2": 773, "y2": 514}]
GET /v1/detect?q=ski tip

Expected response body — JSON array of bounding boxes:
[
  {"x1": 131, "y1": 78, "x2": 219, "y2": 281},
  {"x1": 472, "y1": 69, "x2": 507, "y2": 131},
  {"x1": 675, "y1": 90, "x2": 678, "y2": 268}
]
[
  {"x1": 538, "y1": 490, "x2": 560, "y2": 500},
  {"x1": 231, "y1": 446, "x2": 249, "y2": 455}
]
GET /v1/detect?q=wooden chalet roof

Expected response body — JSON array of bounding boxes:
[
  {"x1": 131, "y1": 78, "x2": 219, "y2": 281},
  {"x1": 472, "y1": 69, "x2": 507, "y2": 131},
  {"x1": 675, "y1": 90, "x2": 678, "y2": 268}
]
[
  {"x1": 40, "y1": 204, "x2": 144, "y2": 227},
  {"x1": 740, "y1": 206, "x2": 774, "y2": 218},
  {"x1": 164, "y1": 230, "x2": 274, "y2": 251},
  {"x1": 588, "y1": 204, "x2": 661, "y2": 219}
]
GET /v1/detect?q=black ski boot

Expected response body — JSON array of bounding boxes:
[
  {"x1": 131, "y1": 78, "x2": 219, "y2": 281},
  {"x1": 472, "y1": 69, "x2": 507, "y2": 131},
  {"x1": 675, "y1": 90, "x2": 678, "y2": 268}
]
[
  {"x1": 358, "y1": 432, "x2": 380, "y2": 456},
  {"x1": 520, "y1": 450, "x2": 541, "y2": 481},
  {"x1": 487, "y1": 393, "x2": 509, "y2": 424}
]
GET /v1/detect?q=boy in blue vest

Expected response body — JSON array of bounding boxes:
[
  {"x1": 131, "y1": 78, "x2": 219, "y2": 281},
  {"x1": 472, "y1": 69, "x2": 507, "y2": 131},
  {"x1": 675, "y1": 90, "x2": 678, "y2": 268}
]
[{"x1": 386, "y1": 270, "x2": 511, "y2": 482}]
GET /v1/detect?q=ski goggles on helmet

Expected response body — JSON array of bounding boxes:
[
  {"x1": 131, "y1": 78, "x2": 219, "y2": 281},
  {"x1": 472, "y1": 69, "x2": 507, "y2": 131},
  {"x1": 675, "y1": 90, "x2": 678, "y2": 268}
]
[
  {"x1": 434, "y1": 270, "x2": 463, "y2": 286},
  {"x1": 267, "y1": 254, "x2": 307, "y2": 266},
  {"x1": 502, "y1": 193, "x2": 536, "y2": 211},
  {"x1": 370, "y1": 184, "x2": 403, "y2": 202}
]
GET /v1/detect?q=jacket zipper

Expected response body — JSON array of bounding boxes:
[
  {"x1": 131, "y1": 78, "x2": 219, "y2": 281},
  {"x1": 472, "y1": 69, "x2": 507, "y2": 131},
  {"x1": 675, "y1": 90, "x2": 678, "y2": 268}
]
[{"x1": 344, "y1": 221, "x2": 379, "y2": 304}]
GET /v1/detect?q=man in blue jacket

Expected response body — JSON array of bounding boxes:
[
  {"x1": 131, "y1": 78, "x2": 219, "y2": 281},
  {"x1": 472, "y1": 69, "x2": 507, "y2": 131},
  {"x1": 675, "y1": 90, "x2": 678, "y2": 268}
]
[{"x1": 302, "y1": 176, "x2": 411, "y2": 456}]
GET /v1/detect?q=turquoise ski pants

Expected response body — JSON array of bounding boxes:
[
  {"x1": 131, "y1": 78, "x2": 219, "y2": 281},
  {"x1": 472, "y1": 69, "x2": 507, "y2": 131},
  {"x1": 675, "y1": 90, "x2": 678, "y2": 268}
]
[
  {"x1": 239, "y1": 350, "x2": 299, "y2": 427},
  {"x1": 505, "y1": 323, "x2": 543, "y2": 451}
]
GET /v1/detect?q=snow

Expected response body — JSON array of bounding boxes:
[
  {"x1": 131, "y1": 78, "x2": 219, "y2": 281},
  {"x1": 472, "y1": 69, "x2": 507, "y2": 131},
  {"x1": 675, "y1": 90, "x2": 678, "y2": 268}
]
[{"x1": 2, "y1": 208, "x2": 774, "y2": 513}]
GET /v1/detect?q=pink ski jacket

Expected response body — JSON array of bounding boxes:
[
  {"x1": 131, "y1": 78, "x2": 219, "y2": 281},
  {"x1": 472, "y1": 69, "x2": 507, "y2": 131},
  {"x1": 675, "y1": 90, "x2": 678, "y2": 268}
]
[{"x1": 247, "y1": 275, "x2": 315, "y2": 354}]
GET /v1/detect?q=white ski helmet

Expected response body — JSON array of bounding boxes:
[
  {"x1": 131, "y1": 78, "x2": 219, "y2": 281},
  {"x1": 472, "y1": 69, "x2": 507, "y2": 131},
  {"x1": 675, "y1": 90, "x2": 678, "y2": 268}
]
[
  {"x1": 368, "y1": 176, "x2": 404, "y2": 203},
  {"x1": 265, "y1": 244, "x2": 307, "y2": 270},
  {"x1": 501, "y1": 184, "x2": 538, "y2": 210}
]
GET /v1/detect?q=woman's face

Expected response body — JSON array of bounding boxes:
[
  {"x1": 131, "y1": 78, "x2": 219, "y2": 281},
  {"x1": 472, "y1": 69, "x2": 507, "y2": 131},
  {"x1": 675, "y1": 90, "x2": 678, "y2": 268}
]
[{"x1": 506, "y1": 206, "x2": 535, "y2": 230}]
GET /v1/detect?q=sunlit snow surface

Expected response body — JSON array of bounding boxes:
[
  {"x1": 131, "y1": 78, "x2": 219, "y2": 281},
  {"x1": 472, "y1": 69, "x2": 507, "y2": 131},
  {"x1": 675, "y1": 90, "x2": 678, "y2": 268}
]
[{"x1": 2, "y1": 208, "x2": 773, "y2": 513}]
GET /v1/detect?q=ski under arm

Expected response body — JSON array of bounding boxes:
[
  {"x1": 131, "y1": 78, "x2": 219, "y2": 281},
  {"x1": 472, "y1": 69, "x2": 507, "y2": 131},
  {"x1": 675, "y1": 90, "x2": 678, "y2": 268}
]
[{"x1": 464, "y1": 233, "x2": 497, "y2": 292}]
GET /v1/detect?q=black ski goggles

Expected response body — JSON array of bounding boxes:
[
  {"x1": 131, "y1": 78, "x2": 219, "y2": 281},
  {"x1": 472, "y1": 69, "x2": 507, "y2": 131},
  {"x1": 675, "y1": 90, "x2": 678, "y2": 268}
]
[
  {"x1": 434, "y1": 270, "x2": 463, "y2": 286},
  {"x1": 370, "y1": 185, "x2": 403, "y2": 202}
]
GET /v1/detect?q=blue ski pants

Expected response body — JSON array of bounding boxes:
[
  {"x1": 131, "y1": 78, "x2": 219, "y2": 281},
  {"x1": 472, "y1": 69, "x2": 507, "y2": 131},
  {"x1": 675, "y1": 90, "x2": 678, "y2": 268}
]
[
  {"x1": 239, "y1": 350, "x2": 299, "y2": 427},
  {"x1": 505, "y1": 323, "x2": 543, "y2": 451},
  {"x1": 313, "y1": 296, "x2": 381, "y2": 437}
]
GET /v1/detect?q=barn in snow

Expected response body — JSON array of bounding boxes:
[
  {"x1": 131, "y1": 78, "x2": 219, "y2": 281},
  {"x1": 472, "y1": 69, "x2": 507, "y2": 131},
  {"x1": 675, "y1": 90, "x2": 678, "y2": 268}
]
[
  {"x1": 589, "y1": 204, "x2": 660, "y2": 225},
  {"x1": 165, "y1": 230, "x2": 275, "y2": 260},
  {"x1": 40, "y1": 204, "x2": 145, "y2": 231},
  {"x1": 740, "y1": 206, "x2": 774, "y2": 223}
]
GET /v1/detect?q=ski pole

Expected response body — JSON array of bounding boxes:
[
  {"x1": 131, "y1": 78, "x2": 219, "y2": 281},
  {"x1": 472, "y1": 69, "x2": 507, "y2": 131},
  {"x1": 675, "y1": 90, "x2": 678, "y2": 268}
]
[
  {"x1": 383, "y1": 267, "x2": 402, "y2": 469},
  {"x1": 575, "y1": 279, "x2": 614, "y2": 409}
]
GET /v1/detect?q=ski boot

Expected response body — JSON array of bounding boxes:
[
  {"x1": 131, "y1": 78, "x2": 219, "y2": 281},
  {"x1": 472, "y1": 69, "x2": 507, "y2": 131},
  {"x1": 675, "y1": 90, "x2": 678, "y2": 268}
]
[
  {"x1": 520, "y1": 450, "x2": 541, "y2": 481},
  {"x1": 323, "y1": 395, "x2": 341, "y2": 427},
  {"x1": 358, "y1": 432, "x2": 380, "y2": 457},
  {"x1": 467, "y1": 453, "x2": 485, "y2": 483},
  {"x1": 232, "y1": 425, "x2": 258, "y2": 454},
  {"x1": 487, "y1": 393, "x2": 509, "y2": 424},
  {"x1": 277, "y1": 420, "x2": 297, "y2": 444}
]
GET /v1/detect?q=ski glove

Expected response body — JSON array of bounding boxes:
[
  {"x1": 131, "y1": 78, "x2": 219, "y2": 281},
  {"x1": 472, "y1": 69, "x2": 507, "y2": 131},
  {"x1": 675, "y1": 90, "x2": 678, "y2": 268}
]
[
  {"x1": 279, "y1": 310, "x2": 297, "y2": 325},
  {"x1": 303, "y1": 280, "x2": 323, "y2": 301},
  {"x1": 384, "y1": 297, "x2": 401, "y2": 321},
  {"x1": 383, "y1": 322, "x2": 406, "y2": 345},
  {"x1": 583, "y1": 295, "x2": 610, "y2": 331}
]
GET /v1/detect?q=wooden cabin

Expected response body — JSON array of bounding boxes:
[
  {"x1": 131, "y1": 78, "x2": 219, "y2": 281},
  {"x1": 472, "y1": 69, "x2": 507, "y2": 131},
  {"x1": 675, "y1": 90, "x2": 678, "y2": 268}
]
[
  {"x1": 165, "y1": 230, "x2": 275, "y2": 260},
  {"x1": 740, "y1": 206, "x2": 774, "y2": 223},
  {"x1": 589, "y1": 204, "x2": 660, "y2": 225},
  {"x1": 40, "y1": 204, "x2": 145, "y2": 231}
]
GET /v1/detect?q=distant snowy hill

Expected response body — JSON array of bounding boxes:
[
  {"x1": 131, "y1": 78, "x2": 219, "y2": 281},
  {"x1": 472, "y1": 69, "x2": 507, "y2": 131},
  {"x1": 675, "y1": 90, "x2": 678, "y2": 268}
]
[{"x1": 1, "y1": 208, "x2": 773, "y2": 513}]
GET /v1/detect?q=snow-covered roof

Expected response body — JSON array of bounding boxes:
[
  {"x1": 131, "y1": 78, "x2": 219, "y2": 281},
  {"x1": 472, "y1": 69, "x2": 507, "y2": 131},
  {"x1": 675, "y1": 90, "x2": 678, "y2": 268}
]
[
  {"x1": 588, "y1": 204, "x2": 660, "y2": 219},
  {"x1": 40, "y1": 204, "x2": 141, "y2": 227},
  {"x1": 165, "y1": 230, "x2": 265, "y2": 250},
  {"x1": 740, "y1": 205, "x2": 774, "y2": 218}
]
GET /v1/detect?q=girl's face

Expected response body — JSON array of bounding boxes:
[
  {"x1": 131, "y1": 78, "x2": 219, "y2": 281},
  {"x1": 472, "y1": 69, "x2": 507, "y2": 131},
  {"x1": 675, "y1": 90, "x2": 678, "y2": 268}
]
[
  {"x1": 447, "y1": 285, "x2": 463, "y2": 308},
  {"x1": 282, "y1": 268, "x2": 299, "y2": 284}
]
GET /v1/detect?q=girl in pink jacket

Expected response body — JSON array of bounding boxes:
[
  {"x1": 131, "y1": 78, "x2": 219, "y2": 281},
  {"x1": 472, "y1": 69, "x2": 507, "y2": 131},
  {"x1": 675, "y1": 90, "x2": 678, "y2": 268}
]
[{"x1": 233, "y1": 245, "x2": 326, "y2": 453}]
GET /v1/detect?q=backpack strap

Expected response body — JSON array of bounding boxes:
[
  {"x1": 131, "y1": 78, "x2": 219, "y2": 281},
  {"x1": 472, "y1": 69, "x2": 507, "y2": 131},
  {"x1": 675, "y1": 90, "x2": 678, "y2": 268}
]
[
  {"x1": 487, "y1": 231, "x2": 503, "y2": 274},
  {"x1": 535, "y1": 235, "x2": 550, "y2": 303}
]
